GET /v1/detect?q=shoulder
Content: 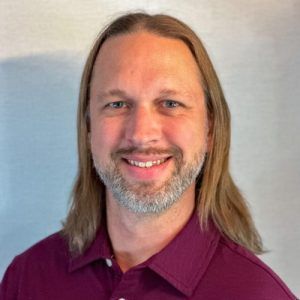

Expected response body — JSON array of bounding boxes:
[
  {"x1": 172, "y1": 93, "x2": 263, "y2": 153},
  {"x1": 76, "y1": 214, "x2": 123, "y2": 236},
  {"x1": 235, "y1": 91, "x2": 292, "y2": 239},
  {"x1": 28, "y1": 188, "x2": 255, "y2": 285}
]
[
  {"x1": 11, "y1": 231, "x2": 69, "y2": 269},
  {"x1": 0, "y1": 232, "x2": 70, "y2": 298},
  {"x1": 202, "y1": 236, "x2": 296, "y2": 299}
]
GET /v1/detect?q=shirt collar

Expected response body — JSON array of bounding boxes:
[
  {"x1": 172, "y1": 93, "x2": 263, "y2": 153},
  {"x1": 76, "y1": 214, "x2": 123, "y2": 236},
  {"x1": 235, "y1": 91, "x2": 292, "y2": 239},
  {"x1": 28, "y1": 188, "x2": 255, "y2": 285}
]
[
  {"x1": 68, "y1": 224, "x2": 113, "y2": 272},
  {"x1": 68, "y1": 212, "x2": 220, "y2": 297},
  {"x1": 148, "y1": 212, "x2": 220, "y2": 296}
]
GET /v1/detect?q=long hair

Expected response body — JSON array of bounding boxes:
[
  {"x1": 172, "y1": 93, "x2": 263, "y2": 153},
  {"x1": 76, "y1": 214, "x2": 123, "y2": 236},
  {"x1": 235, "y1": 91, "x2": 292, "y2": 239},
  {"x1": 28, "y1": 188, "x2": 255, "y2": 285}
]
[{"x1": 62, "y1": 12, "x2": 263, "y2": 255}]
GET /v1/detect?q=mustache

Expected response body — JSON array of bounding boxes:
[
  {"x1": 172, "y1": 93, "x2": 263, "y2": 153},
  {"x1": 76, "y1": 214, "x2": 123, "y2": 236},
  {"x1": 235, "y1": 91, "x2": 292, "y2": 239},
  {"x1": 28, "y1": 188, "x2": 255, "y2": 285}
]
[{"x1": 112, "y1": 146, "x2": 183, "y2": 160}]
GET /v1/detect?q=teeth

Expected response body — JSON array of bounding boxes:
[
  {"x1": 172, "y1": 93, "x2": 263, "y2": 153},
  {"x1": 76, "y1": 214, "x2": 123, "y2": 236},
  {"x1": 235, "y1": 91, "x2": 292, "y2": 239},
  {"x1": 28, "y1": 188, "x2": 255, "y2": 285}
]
[{"x1": 128, "y1": 159, "x2": 166, "y2": 168}]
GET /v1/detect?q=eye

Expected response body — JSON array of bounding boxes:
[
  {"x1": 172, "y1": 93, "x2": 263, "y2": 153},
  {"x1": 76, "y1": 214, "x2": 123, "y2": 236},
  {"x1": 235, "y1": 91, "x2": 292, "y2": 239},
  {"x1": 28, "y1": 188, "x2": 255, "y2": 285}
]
[
  {"x1": 106, "y1": 101, "x2": 128, "y2": 109},
  {"x1": 162, "y1": 100, "x2": 180, "y2": 108}
]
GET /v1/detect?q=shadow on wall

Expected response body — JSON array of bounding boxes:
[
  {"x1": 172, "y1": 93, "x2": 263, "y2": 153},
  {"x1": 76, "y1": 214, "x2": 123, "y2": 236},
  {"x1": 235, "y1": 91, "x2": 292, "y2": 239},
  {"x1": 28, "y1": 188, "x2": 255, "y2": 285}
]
[{"x1": 0, "y1": 53, "x2": 84, "y2": 278}]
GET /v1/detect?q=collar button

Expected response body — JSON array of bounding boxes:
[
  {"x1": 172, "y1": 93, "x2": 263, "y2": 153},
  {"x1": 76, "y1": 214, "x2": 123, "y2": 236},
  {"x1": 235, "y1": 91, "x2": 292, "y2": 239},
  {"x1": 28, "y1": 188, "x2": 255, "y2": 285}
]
[{"x1": 105, "y1": 258, "x2": 113, "y2": 267}]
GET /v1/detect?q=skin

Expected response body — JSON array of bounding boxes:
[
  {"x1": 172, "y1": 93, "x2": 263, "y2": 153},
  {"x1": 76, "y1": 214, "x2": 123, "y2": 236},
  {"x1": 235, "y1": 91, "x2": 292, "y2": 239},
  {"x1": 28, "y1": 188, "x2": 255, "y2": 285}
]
[{"x1": 89, "y1": 31, "x2": 210, "y2": 272}]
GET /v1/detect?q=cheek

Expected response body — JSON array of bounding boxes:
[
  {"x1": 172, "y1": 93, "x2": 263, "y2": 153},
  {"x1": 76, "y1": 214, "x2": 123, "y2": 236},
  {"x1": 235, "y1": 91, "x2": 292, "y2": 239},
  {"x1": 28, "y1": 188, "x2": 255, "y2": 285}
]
[
  {"x1": 163, "y1": 117, "x2": 207, "y2": 161},
  {"x1": 90, "y1": 119, "x2": 124, "y2": 155}
]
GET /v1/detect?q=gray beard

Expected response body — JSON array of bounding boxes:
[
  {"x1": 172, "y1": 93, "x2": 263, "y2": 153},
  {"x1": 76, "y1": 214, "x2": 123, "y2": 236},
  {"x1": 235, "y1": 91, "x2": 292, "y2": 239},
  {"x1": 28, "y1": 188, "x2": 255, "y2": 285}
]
[{"x1": 93, "y1": 148, "x2": 206, "y2": 215}]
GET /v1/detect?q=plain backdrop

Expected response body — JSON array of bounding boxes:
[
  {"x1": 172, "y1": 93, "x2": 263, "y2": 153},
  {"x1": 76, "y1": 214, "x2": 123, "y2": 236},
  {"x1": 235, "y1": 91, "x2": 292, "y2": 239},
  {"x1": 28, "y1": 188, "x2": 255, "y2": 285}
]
[{"x1": 0, "y1": 0, "x2": 299, "y2": 296}]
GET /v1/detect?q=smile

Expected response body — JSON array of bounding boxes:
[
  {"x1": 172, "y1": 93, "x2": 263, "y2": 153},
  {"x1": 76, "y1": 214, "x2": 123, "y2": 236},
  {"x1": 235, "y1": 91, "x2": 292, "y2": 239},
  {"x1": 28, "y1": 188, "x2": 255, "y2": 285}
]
[{"x1": 126, "y1": 158, "x2": 167, "y2": 168}]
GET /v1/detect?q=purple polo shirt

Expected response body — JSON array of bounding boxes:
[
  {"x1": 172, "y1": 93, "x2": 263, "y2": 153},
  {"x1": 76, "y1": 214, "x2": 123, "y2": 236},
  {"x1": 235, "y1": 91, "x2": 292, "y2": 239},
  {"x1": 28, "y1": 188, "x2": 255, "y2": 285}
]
[{"x1": 0, "y1": 213, "x2": 296, "y2": 300}]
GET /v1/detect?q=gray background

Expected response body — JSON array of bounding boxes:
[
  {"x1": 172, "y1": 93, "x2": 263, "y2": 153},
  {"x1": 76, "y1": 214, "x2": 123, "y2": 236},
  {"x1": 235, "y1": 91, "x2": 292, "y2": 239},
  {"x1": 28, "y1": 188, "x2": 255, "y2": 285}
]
[{"x1": 0, "y1": 0, "x2": 299, "y2": 296}]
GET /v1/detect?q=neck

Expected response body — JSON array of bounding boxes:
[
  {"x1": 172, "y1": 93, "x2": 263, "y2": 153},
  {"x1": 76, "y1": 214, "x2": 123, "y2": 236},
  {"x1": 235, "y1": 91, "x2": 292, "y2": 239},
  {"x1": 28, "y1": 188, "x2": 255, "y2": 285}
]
[{"x1": 106, "y1": 185, "x2": 195, "y2": 273}]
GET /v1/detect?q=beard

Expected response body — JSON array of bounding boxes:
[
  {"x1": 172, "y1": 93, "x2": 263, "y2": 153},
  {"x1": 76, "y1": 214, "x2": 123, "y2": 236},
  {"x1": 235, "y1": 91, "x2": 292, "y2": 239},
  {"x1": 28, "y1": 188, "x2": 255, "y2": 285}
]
[{"x1": 93, "y1": 145, "x2": 206, "y2": 215}]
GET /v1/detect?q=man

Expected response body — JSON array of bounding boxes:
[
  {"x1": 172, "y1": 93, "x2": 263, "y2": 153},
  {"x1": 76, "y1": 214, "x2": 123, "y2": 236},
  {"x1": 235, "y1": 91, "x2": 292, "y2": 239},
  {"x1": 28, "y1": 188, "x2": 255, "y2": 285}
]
[{"x1": 0, "y1": 12, "x2": 297, "y2": 299}]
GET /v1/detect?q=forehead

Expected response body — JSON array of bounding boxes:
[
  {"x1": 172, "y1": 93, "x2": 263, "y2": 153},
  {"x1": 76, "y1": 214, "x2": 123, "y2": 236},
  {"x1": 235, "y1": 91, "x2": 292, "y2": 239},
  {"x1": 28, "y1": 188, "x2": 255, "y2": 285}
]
[
  {"x1": 98, "y1": 31, "x2": 196, "y2": 60},
  {"x1": 91, "y1": 31, "x2": 202, "y2": 96}
]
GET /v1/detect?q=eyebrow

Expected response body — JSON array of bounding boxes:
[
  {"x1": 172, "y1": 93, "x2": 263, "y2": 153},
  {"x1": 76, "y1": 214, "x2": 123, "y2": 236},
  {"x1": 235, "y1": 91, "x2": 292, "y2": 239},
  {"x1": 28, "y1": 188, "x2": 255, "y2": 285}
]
[
  {"x1": 97, "y1": 89, "x2": 129, "y2": 100},
  {"x1": 156, "y1": 88, "x2": 180, "y2": 98},
  {"x1": 97, "y1": 88, "x2": 182, "y2": 102}
]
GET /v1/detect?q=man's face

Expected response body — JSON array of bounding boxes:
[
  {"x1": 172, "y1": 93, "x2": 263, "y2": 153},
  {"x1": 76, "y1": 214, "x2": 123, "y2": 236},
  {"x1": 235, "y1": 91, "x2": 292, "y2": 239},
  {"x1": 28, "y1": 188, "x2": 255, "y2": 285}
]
[{"x1": 89, "y1": 31, "x2": 209, "y2": 214}]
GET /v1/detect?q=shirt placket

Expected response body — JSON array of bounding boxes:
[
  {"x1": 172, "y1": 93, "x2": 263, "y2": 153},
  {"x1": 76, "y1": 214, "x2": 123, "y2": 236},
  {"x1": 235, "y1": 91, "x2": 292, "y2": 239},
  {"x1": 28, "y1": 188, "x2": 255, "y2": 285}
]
[{"x1": 105, "y1": 259, "x2": 142, "y2": 300}]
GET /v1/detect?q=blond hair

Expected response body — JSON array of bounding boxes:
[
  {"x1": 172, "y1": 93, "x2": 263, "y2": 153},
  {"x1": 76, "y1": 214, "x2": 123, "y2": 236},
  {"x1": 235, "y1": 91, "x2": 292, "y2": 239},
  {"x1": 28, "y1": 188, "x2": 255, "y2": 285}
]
[{"x1": 62, "y1": 12, "x2": 263, "y2": 255}]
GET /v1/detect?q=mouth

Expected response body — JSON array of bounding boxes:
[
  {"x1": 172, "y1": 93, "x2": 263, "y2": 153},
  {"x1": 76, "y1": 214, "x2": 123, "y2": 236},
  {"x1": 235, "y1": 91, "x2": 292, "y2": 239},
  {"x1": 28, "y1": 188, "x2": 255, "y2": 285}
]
[
  {"x1": 125, "y1": 158, "x2": 169, "y2": 168},
  {"x1": 118, "y1": 154, "x2": 174, "y2": 181}
]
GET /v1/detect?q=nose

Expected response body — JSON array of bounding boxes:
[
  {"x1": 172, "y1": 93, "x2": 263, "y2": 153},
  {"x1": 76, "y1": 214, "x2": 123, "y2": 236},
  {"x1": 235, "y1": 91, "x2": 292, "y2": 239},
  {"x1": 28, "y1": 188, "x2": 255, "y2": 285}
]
[{"x1": 125, "y1": 106, "x2": 161, "y2": 147}]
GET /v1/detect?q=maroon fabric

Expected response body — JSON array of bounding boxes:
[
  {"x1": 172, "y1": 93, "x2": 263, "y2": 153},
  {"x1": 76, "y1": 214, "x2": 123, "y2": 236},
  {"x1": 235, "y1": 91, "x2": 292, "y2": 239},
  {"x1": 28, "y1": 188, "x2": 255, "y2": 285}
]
[{"x1": 0, "y1": 213, "x2": 296, "y2": 299}]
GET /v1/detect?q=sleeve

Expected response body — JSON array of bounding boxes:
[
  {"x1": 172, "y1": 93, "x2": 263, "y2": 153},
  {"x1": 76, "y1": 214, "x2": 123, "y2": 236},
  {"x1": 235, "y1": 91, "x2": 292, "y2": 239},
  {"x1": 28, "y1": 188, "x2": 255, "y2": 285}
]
[{"x1": 0, "y1": 257, "x2": 22, "y2": 300}]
